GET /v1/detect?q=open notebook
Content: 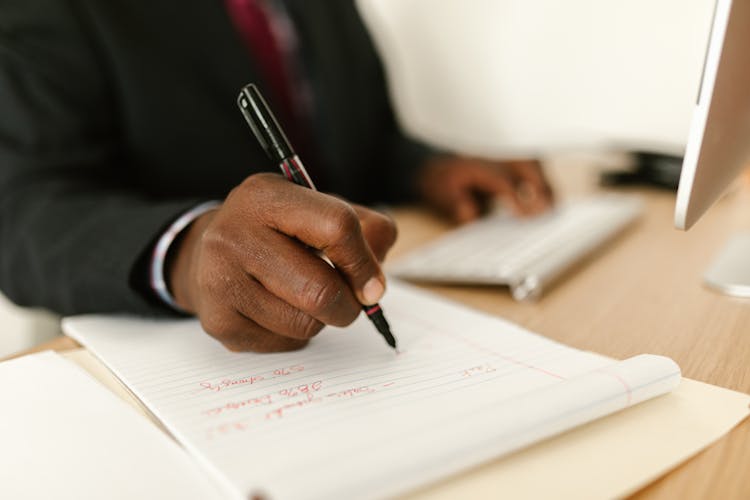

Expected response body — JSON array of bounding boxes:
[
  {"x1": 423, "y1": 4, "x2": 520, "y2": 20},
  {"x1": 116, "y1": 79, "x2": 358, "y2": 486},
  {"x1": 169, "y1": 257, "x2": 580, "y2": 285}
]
[{"x1": 64, "y1": 281, "x2": 681, "y2": 500}]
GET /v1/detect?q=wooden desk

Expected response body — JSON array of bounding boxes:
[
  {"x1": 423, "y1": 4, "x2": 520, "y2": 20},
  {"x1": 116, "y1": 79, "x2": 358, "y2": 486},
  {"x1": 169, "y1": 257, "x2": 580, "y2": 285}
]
[
  {"x1": 387, "y1": 159, "x2": 750, "y2": 499},
  {"x1": 13, "y1": 158, "x2": 750, "y2": 499}
]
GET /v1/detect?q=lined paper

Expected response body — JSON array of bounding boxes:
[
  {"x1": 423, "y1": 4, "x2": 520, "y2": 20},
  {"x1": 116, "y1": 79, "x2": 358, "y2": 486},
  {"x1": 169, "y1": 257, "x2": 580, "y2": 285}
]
[{"x1": 64, "y1": 281, "x2": 680, "y2": 500}]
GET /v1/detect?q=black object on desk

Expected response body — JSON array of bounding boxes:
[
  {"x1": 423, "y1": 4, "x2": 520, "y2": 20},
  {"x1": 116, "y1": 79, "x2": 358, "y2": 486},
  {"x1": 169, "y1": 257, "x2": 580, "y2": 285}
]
[{"x1": 600, "y1": 152, "x2": 683, "y2": 191}]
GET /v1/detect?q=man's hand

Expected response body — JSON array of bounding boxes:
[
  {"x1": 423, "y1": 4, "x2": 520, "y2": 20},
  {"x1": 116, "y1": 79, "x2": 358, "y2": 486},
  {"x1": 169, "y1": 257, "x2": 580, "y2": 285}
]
[
  {"x1": 167, "y1": 173, "x2": 397, "y2": 353},
  {"x1": 417, "y1": 156, "x2": 554, "y2": 223}
]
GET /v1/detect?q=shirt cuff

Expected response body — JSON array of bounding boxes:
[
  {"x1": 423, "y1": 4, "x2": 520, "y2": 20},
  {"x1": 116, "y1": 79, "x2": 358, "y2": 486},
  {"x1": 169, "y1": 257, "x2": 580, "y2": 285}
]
[{"x1": 149, "y1": 201, "x2": 221, "y2": 313}]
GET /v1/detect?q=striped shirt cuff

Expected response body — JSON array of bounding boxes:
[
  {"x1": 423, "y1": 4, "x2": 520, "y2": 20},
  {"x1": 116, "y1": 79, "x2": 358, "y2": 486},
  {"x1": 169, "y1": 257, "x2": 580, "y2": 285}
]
[{"x1": 149, "y1": 201, "x2": 221, "y2": 313}]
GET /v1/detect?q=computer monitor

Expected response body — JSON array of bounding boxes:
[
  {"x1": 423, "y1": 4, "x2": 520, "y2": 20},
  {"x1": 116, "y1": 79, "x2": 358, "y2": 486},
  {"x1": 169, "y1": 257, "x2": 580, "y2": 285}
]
[{"x1": 674, "y1": 0, "x2": 750, "y2": 296}]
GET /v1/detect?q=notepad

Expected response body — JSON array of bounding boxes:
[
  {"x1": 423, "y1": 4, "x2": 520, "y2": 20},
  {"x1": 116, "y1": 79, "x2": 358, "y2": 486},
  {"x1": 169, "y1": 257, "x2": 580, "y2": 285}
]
[
  {"x1": 64, "y1": 281, "x2": 681, "y2": 500},
  {"x1": 0, "y1": 351, "x2": 225, "y2": 500}
]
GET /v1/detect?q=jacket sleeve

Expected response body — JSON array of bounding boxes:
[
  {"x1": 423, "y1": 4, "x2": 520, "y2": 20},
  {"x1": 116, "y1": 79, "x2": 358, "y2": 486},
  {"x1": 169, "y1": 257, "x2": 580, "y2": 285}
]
[
  {"x1": 381, "y1": 122, "x2": 438, "y2": 203},
  {"x1": 0, "y1": 1, "x2": 202, "y2": 315}
]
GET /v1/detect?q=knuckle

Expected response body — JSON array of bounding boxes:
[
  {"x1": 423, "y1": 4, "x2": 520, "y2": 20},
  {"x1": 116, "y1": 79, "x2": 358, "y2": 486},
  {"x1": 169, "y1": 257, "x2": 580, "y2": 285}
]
[
  {"x1": 289, "y1": 311, "x2": 324, "y2": 339},
  {"x1": 199, "y1": 220, "x2": 258, "y2": 270},
  {"x1": 240, "y1": 172, "x2": 277, "y2": 193},
  {"x1": 230, "y1": 173, "x2": 278, "y2": 209},
  {"x1": 195, "y1": 264, "x2": 216, "y2": 292},
  {"x1": 199, "y1": 224, "x2": 232, "y2": 256},
  {"x1": 200, "y1": 314, "x2": 233, "y2": 341},
  {"x1": 300, "y1": 278, "x2": 342, "y2": 316},
  {"x1": 212, "y1": 323, "x2": 265, "y2": 353},
  {"x1": 222, "y1": 340, "x2": 252, "y2": 353},
  {"x1": 234, "y1": 173, "x2": 295, "y2": 223},
  {"x1": 230, "y1": 336, "x2": 308, "y2": 353},
  {"x1": 373, "y1": 212, "x2": 398, "y2": 247},
  {"x1": 226, "y1": 332, "x2": 266, "y2": 352},
  {"x1": 324, "y1": 203, "x2": 361, "y2": 243},
  {"x1": 335, "y1": 304, "x2": 360, "y2": 327},
  {"x1": 200, "y1": 309, "x2": 304, "y2": 354},
  {"x1": 341, "y1": 251, "x2": 372, "y2": 276},
  {"x1": 195, "y1": 262, "x2": 231, "y2": 299}
]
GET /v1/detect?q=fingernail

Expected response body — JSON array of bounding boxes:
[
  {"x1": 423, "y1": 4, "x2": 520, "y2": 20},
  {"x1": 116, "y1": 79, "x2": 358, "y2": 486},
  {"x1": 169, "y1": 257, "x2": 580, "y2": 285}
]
[{"x1": 362, "y1": 277, "x2": 385, "y2": 305}]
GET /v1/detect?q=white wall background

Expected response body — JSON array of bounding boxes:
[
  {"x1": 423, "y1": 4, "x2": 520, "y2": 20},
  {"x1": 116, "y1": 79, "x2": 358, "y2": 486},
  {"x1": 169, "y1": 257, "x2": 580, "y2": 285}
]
[{"x1": 357, "y1": 0, "x2": 716, "y2": 157}]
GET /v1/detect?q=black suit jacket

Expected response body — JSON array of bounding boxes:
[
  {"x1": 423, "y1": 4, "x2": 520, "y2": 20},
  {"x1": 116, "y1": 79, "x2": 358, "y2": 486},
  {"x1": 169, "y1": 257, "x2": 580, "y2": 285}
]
[{"x1": 0, "y1": 0, "x2": 431, "y2": 315}]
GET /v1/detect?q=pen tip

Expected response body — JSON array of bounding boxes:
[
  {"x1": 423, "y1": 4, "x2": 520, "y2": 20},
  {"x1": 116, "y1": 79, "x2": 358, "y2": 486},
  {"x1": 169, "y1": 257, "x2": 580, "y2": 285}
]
[{"x1": 387, "y1": 336, "x2": 398, "y2": 351}]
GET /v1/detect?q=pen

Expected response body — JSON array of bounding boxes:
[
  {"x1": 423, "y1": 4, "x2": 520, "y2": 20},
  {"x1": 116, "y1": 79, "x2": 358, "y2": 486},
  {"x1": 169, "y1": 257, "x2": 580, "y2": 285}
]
[{"x1": 237, "y1": 83, "x2": 398, "y2": 351}]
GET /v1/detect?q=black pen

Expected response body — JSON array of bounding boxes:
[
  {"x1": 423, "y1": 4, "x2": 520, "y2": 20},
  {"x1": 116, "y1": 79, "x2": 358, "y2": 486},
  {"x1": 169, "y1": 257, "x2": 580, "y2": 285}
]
[{"x1": 237, "y1": 83, "x2": 398, "y2": 351}]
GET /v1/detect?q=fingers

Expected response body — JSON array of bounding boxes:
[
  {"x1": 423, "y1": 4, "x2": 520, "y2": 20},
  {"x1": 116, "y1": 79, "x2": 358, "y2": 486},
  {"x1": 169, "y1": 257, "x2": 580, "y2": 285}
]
[
  {"x1": 445, "y1": 162, "x2": 524, "y2": 222},
  {"x1": 417, "y1": 157, "x2": 517, "y2": 223},
  {"x1": 417, "y1": 156, "x2": 555, "y2": 223},
  {"x1": 246, "y1": 174, "x2": 394, "y2": 305},
  {"x1": 227, "y1": 274, "x2": 326, "y2": 340},
  {"x1": 461, "y1": 164, "x2": 525, "y2": 217},
  {"x1": 180, "y1": 173, "x2": 399, "y2": 353},
  {"x1": 192, "y1": 246, "x2": 333, "y2": 352},
  {"x1": 504, "y1": 160, "x2": 554, "y2": 214},
  {"x1": 199, "y1": 306, "x2": 309, "y2": 353},
  {"x1": 239, "y1": 228, "x2": 362, "y2": 327},
  {"x1": 292, "y1": 201, "x2": 385, "y2": 306},
  {"x1": 462, "y1": 161, "x2": 555, "y2": 217},
  {"x1": 351, "y1": 205, "x2": 398, "y2": 262}
]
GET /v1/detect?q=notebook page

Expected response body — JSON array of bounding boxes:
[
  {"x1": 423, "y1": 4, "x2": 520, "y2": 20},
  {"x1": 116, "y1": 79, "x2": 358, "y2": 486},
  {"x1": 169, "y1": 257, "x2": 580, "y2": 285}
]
[{"x1": 64, "y1": 281, "x2": 680, "y2": 500}]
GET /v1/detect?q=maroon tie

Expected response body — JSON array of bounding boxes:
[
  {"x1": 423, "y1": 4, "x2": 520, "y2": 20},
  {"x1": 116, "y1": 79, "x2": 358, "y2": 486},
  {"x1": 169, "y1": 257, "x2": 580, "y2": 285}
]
[{"x1": 225, "y1": 0, "x2": 305, "y2": 152}]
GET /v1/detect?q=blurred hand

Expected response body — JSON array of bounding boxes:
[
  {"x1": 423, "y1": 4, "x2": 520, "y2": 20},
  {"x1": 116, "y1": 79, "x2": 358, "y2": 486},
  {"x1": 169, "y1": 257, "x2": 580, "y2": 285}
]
[
  {"x1": 167, "y1": 173, "x2": 397, "y2": 353},
  {"x1": 417, "y1": 156, "x2": 554, "y2": 223}
]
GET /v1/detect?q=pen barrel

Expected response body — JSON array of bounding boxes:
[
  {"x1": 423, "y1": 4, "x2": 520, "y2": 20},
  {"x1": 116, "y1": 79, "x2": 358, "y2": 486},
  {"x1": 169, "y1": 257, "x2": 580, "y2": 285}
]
[
  {"x1": 280, "y1": 156, "x2": 317, "y2": 190},
  {"x1": 237, "y1": 84, "x2": 295, "y2": 163}
]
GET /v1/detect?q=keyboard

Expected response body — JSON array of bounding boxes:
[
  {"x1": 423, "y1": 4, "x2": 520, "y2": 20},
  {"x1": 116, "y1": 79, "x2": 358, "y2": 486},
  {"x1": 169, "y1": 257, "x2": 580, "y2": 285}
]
[{"x1": 389, "y1": 194, "x2": 643, "y2": 300}]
